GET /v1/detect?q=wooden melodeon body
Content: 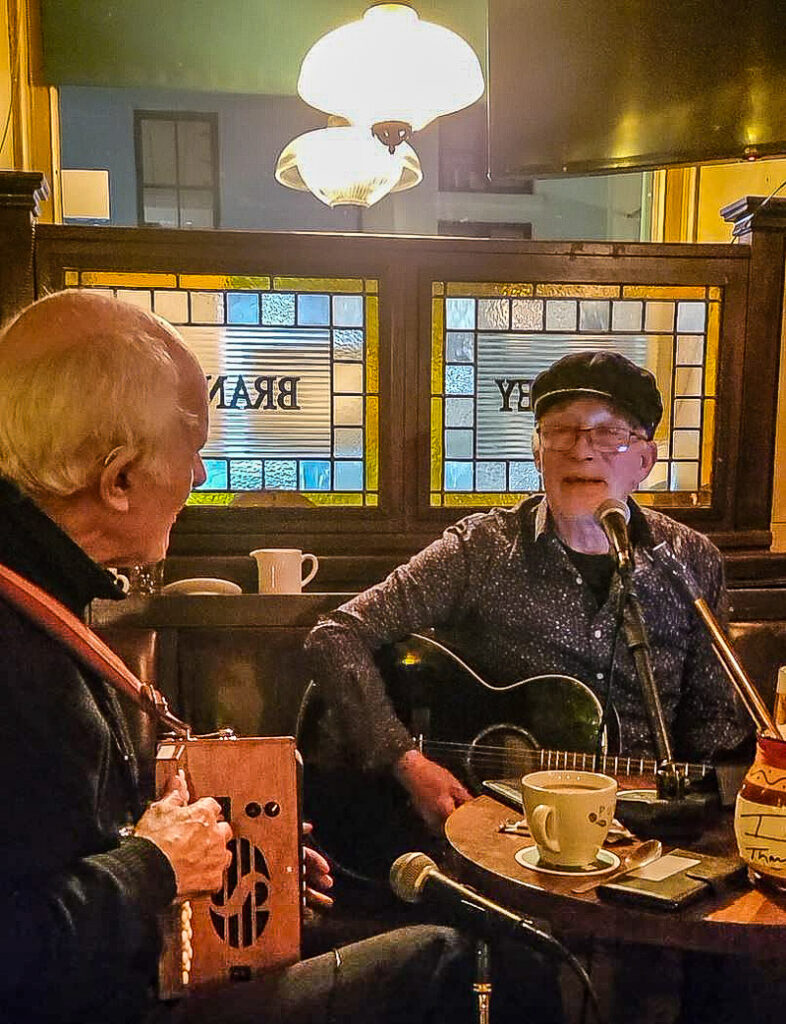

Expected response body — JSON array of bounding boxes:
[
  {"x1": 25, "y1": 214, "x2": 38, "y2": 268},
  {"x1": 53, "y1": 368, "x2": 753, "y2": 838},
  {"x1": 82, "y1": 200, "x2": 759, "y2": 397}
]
[{"x1": 156, "y1": 735, "x2": 303, "y2": 999}]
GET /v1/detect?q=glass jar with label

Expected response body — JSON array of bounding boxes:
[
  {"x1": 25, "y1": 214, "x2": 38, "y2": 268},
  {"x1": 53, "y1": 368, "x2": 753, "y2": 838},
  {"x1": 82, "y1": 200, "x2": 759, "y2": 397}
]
[{"x1": 734, "y1": 732, "x2": 786, "y2": 893}]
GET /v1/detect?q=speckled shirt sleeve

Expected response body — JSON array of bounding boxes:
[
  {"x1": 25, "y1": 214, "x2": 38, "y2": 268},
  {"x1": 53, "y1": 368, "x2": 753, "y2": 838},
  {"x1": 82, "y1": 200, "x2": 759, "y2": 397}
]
[{"x1": 305, "y1": 499, "x2": 752, "y2": 772}]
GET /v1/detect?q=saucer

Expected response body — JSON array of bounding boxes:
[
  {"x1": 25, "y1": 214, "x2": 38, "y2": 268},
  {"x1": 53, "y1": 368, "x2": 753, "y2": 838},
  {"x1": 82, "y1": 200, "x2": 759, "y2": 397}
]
[
  {"x1": 514, "y1": 845, "x2": 621, "y2": 877},
  {"x1": 161, "y1": 577, "x2": 242, "y2": 596}
]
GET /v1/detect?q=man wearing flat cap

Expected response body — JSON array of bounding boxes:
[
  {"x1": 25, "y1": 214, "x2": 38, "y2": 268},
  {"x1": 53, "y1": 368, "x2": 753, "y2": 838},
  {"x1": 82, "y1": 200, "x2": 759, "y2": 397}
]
[{"x1": 307, "y1": 350, "x2": 749, "y2": 842}]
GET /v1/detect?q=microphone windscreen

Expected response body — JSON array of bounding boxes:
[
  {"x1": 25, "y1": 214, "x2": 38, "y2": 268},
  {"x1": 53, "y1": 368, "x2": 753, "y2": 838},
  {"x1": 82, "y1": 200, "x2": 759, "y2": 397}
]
[
  {"x1": 389, "y1": 851, "x2": 435, "y2": 903},
  {"x1": 594, "y1": 497, "x2": 630, "y2": 524}
]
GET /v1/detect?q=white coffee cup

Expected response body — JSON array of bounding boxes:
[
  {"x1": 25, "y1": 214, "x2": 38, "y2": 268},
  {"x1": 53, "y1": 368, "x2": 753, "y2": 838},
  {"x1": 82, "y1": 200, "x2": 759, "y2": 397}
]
[
  {"x1": 249, "y1": 548, "x2": 319, "y2": 594},
  {"x1": 521, "y1": 769, "x2": 617, "y2": 869}
]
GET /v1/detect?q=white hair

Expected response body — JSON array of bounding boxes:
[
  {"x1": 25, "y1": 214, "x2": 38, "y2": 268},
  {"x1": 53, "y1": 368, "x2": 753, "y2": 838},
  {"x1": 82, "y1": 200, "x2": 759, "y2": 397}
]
[{"x1": 0, "y1": 295, "x2": 190, "y2": 500}]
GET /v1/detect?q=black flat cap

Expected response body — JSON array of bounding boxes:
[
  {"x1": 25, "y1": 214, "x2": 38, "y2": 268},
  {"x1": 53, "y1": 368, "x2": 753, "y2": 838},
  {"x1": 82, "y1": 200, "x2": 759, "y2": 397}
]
[{"x1": 531, "y1": 351, "x2": 663, "y2": 438}]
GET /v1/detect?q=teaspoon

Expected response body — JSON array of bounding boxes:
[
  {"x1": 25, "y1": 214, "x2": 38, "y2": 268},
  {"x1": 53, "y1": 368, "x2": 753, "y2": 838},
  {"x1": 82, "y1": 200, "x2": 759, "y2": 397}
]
[{"x1": 571, "y1": 839, "x2": 663, "y2": 894}]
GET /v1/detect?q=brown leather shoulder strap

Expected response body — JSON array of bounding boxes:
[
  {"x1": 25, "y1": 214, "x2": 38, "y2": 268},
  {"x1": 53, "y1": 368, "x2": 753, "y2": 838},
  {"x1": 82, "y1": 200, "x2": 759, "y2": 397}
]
[{"x1": 0, "y1": 562, "x2": 190, "y2": 736}]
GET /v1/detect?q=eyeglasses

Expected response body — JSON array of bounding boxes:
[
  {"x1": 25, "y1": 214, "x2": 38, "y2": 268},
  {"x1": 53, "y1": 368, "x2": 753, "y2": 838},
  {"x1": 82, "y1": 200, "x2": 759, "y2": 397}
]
[{"x1": 538, "y1": 424, "x2": 646, "y2": 453}]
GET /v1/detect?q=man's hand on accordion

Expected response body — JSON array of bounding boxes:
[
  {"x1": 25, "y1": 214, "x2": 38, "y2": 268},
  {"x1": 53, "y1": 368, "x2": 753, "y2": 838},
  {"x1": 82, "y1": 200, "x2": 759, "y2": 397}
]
[
  {"x1": 303, "y1": 821, "x2": 334, "y2": 911},
  {"x1": 134, "y1": 772, "x2": 233, "y2": 895}
]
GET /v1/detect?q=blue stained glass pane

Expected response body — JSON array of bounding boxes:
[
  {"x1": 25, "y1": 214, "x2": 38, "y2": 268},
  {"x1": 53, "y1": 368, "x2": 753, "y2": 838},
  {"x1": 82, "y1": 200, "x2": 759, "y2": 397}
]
[
  {"x1": 333, "y1": 295, "x2": 363, "y2": 327},
  {"x1": 197, "y1": 459, "x2": 228, "y2": 490},
  {"x1": 446, "y1": 298, "x2": 476, "y2": 330},
  {"x1": 476, "y1": 461, "x2": 506, "y2": 490},
  {"x1": 298, "y1": 293, "x2": 330, "y2": 326},
  {"x1": 300, "y1": 460, "x2": 331, "y2": 490},
  {"x1": 334, "y1": 460, "x2": 363, "y2": 490},
  {"x1": 333, "y1": 329, "x2": 364, "y2": 360},
  {"x1": 676, "y1": 302, "x2": 706, "y2": 332},
  {"x1": 261, "y1": 293, "x2": 296, "y2": 326},
  {"x1": 229, "y1": 459, "x2": 263, "y2": 490},
  {"x1": 445, "y1": 365, "x2": 475, "y2": 395},
  {"x1": 445, "y1": 397, "x2": 474, "y2": 427},
  {"x1": 264, "y1": 459, "x2": 297, "y2": 489},
  {"x1": 227, "y1": 293, "x2": 259, "y2": 324},
  {"x1": 445, "y1": 429, "x2": 473, "y2": 458},
  {"x1": 445, "y1": 461, "x2": 473, "y2": 491},
  {"x1": 510, "y1": 461, "x2": 541, "y2": 491},
  {"x1": 446, "y1": 332, "x2": 474, "y2": 362},
  {"x1": 334, "y1": 427, "x2": 364, "y2": 457}
]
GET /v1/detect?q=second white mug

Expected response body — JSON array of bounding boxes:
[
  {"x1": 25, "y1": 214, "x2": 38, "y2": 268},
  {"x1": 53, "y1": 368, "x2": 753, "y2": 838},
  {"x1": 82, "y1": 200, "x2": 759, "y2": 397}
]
[{"x1": 249, "y1": 548, "x2": 319, "y2": 594}]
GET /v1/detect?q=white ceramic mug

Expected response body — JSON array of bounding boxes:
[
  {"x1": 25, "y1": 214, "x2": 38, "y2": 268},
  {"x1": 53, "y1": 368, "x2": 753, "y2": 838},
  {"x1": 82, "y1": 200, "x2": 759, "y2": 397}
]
[
  {"x1": 521, "y1": 769, "x2": 617, "y2": 869},
  {"x1": 249, "y1": 548, "x2": 319, "y2": 594}
]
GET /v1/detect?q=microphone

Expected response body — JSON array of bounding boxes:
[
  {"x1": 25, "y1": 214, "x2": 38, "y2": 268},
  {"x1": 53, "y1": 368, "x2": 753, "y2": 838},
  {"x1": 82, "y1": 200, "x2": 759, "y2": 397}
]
[
  {"x1": 390, "y1": 852, "x2": 553, "y2": 953},
  {"x1": 594, "y1": 498, "x2": 633, "y2": 574}
]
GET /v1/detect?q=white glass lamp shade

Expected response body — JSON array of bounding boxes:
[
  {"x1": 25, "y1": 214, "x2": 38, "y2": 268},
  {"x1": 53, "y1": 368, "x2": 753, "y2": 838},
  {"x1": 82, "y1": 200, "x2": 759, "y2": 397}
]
[
  {"x1": 274, "y1": 125, "x2": 422, "y2": 208},
  {"x1": 297, "y1": 3, "x2": 484, "y2": 134}
]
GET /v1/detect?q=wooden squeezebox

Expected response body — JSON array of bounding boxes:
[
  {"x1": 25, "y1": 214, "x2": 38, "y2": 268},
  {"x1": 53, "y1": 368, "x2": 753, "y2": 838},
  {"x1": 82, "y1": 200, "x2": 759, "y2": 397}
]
[{"x1": 155, "y1": 736, "x2": 304, "y2": 998}]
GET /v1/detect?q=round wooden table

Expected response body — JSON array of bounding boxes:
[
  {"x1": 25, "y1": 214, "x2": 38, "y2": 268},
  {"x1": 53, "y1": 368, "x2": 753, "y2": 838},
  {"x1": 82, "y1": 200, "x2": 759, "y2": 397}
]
[{"x1": 445, "y1": 795, "x2": 786, "y2": 957}]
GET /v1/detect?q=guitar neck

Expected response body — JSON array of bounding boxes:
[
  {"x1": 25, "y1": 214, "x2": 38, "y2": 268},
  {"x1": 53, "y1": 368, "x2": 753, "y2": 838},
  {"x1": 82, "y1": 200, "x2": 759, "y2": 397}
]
[{"x1": 517, "y1": 748, "x2": 712, "y2": 782}]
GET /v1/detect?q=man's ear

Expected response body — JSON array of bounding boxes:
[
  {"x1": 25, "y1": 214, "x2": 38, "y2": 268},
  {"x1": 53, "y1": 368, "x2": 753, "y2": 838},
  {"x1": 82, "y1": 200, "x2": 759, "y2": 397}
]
[
  {"x1": 532, "y1": 429, "x2": 542, "y2": 473},
  {"x1": 636, "y1": 440, "x2": 658, "y2": 484},
  {"x1": 98, "y1": 447, "x2": 137, "y2": 513}
]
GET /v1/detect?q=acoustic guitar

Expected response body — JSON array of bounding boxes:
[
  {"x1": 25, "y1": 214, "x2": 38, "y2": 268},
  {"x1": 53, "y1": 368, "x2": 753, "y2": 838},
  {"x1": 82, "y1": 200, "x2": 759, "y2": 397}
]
[{"x1": 298, "y1": 632, "x2": 714, "y2": 883}]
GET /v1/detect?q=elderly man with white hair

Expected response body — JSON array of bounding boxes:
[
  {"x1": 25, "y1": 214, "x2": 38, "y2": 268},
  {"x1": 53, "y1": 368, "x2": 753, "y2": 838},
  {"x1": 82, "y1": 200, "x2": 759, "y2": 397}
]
[{"x1": 0, "y1": 291, "x2": 470, "y2": 1024}]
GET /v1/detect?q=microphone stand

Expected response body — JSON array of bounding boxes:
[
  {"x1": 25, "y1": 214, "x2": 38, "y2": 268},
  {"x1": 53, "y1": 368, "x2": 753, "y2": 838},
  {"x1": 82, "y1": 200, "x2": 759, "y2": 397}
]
[{"x1": 472, "y1": 940, "x2": 492, "y2": 1024}]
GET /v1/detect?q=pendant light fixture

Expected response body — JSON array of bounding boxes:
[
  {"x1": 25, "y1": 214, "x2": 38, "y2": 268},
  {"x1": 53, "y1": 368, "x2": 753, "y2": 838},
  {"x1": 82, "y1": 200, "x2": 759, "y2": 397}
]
[{"x1": 297, "y1": 3, "x2": 484, "y2": 152}]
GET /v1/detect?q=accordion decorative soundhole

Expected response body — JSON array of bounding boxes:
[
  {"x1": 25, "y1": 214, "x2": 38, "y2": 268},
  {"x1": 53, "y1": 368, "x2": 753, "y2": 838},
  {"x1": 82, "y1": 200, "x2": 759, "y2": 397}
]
[{"x1": 156, "y1": 736, "x2": 303, "y2": 997}]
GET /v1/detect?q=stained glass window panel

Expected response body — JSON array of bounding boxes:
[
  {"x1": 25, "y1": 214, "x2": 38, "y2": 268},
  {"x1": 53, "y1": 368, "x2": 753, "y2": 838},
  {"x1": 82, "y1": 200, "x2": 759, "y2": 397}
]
[
  {"x1": 431, "y1": 281, "x2": 719, "y2": 508},
  {"x1": 67, "y1": 272, "x2": 380, "y2": 507}
]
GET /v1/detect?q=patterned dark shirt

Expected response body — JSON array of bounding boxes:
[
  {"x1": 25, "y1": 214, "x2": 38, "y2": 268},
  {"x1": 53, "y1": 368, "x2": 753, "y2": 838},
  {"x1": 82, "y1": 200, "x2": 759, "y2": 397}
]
[{"x1": 306, "y1": 497, "x2": 751, "y2": 772}]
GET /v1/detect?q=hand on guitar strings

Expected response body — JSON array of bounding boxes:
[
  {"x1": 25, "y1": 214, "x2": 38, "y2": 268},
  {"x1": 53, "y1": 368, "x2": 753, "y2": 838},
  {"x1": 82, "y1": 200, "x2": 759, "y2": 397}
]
[
  {"x1": 393, "y1": 749, "x2": 472, "y2": 834},
  {"x1": 302, "y1": 821, "x2": 334, "y2": 913}
]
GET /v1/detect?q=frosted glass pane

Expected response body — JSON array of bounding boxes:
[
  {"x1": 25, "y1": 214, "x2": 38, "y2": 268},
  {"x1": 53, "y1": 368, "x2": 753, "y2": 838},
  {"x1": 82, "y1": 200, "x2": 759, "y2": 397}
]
[
  {"x1": 445, "y1": 429, "x2": 473, "y2": 458},
  {"x1": 445, "y1": 397, "x2": 474, "y2": 427},
  {"x1": 510, "y1": 461, "x2": 540, "y2": 491},
  {"x1": 334, "y1": 427, "x2": 363, "y2": 457},
  {"x1": 141, "y1": 119, "x2": 176, "y2": 184},
  {"x1": 229, "y1": 459, "x2": 263, "y2": 490},
  {"x1": 180, "y1": 190, "x2": 215, "y2": 229},
  {"x1": 154, "y1": 290, "x2": 188, "y2": 323},
  {"x1": 545, "y1": 301, "x2": 577, "y2": 330},
  {"x1": 300, "y1": 460, "x2": 331, "y2": 490},
  {"x1": 677, "y1": 302, "x2": 706, "y2": 332},
  {"x1": 333, "y1": 329, "x2": 364, "y2": 360},
  {"x1": 334, "y1": 363, "x2": 363, "y2": 393},
  {"x1": 261, "y1": 293, "x2": 296, "y2": 326},
  {"x1": 334, "y1": 460, "x2": 363, "y2": 490},
  {"x1": 191, "y1": 292, "x2": 224, "y2": 324},
  {"x1": 445, "y1": 461, "x2": 473, "y2": 491},
  {"x1": 512, "y1": 299, "x2": 543, "y2": 330},
  {"x1": 476, "y1": 462, "x2": 505, "y2": 490},
  {"x1": 334, "y1": 396, "x2": 363, "y2": 425},
  {"x1": 264, "y1": 460, "x2": 297, "y2": 489},
  {"x1": 177, "y1": 120, "x2": 214, "y2": 187},
  {"x1": 640, "y1": 461, "x2": 668, "y2": 491},
  {"x1": 197, "y1": 459, "x2": 228, "y2": 490},
  {"x1": 446, "y1": 298, "x2": 475, "y2": 329},
  {"x1": 672, "y1": 431, "x2": 700, "y2": 459},
  {"x1": 670, "y1": 462, "x2": 699, "y2": 490},
  {"x1": 676, "y1": 335, "x2": 704, "y2": 365},
  {"x1": 612, "y1": 301, "x2": 643, "y2": 331},
  {"x1": 227, "y1": 293, "x2": 259, "y2": 324},
  {"x1": 333, "y1": 295, "x2": 363, "y2": 327},
  {"x1": 478, "y1": 299, "x2": 509, "y2": 330},
  {"x1": 116, "y1": 289, "x2": 152, "y2": 311},
  {"x1": 142, "y1": 187, "x2": 177, "y2": 227},
  {"x1": 675, "y1": 366, "x2": 702, "y2": 396},
  {"x1": 579, "y1": 301, "x2": 610, "y2": 331},
  {"x1": 674, "y1": 399, "x2": 701, "y2": 428},
  {"x1": 644, "y1": 302, "x2": 675, "y2": 332},
  {"x1": 446, "y1": 332, "x2": 474, "y2": 363},
  {"x1": 445, "y1": 365, "x2": 475, "y2": 395},
  {"x1": 298, "y1": 293, "x2": 330, "y2": 326}
]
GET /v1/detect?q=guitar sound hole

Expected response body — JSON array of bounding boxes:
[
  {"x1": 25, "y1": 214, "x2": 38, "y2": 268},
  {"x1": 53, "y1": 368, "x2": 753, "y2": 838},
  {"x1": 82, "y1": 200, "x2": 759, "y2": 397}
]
[{"x1": 465, "y1": 724, "x2": 539, "y2": 792}]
